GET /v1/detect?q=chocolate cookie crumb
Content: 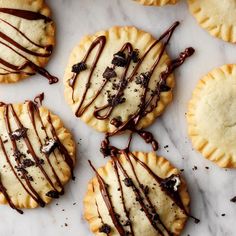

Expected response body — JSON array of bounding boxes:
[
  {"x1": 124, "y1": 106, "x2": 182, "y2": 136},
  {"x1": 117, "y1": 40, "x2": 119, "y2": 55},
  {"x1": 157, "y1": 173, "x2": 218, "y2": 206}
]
[
  {"x1": 161, "y1": 175, "x2": 181, "y2": 192},
  {"x1": 135, "y1": 72, "x2": 150, "y2": 88},
  {"x1": 41, "y1": 139, "x2": 58, "y2": 155},
  {"x1": 112, "y1": 51, "x2": 127, "y2": 67},
  {"x1": 103, "y1": 67, "x2": 117, "y2": 79},
  {"x1": 99, "y1": 224, "x2": 111, "y2": 234},
  {"x1": 123, "y1": 178, "x2": 133, "y2": 187},
  {"x1": 10, "y1": 127, "x2": 28, "y2": 140},
  {"x1": 22, "y1": 159, "x2": 35, "y2": 168},
  {"x1": 72, "y1": 62, "x2": 87, "y2": 73},
  {"x1": 131, "y1": 49, "x2": 139, "y2": 63},
  {"x1": 46, "y1": 190, "x2": 59, "y2": 199}
]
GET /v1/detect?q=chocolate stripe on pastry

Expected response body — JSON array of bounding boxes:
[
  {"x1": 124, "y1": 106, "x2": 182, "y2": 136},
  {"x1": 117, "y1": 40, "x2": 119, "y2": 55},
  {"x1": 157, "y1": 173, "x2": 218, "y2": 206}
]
[
  {"x1": 0, "y1": 96, "x2": 74, "y2": 213},
  {"x1": 69, "y1": 22, "x2": 194, "y2": 152},
  {"x1": 0, "y1": 8, "x2": 58, "y2": 83},
  {"x1": 88, "y1": 151, "x2": 191, "y2": 236}
]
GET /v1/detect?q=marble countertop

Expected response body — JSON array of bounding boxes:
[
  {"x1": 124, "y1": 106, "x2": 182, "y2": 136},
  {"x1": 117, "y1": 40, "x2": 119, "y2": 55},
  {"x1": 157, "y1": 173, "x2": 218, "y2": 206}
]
[{"x1": 0, "y1": 0, "x2": 236, "y2": 235}]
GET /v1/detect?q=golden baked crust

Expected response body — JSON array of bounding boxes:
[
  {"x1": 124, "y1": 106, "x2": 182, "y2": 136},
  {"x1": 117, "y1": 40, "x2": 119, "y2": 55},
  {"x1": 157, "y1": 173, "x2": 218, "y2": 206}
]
[
  {"x1": 134, "y1": 0, "x2": 179, "y2": 6},
  {"x1": 84, "y1": 151, "x2": 189, "y2": 236},
  {"x1": 188, "y1": 0, "x2": 236, "y2": 43},
  {"x1": 64, "y1": 26, "x2": 174, "y2": 133},
  {"x1": 0, "y1": 0, "x2": 55, "y2": 83},
  {"x1": 187, "y1": 64, "x2": 236, "y2": 167},
  {"x1": 0, "y1": 102, "x2": 75, "y2": 210}
]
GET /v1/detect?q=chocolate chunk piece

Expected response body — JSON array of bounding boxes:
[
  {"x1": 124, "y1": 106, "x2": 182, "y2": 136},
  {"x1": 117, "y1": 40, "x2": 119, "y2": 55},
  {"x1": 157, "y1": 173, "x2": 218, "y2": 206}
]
[
  {"x1": 103, "y1": 67, "x2": 117, "y2": 79},
  {"x1": 123, "y1": 178, "x2": 133, "y2": 187},
  {"x1": 10, "y1": 127, "x2": 28, "y2": 140},
  {"x1": 131, "y1": 49, "x2": 139, "y2": 63},
  {"x1": 99, "y1": 224, "x2": 111, "y2": 234},
  {"x1": 46, "y1": 190, "x2": 60, "y2": 199},
  {"x1": 161, "y1": 175, "x2": 181, "y2": 192},
  {"x1": 41, "y1": 138, "x2": 58, "y2": 155},
  {"x1": 135, "y1": 72, "x2": 150, "y2": 88},
  {"x1": 72, "y1": 62, "x2": 87, "y2": 73},
  {"x1": 13, "y1": 151, "x2": 26, "y2": 161},
  {"x1": 22, "y1": 159, "x2": 35, "y2": 168},
  {"x1": 112, "y1": 51, "x2": 127, "y2": 67}
]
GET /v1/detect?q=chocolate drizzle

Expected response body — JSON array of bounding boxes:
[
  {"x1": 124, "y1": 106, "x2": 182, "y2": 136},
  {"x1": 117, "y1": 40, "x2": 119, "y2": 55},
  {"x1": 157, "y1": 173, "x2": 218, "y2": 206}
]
[
  {"x1": 0, "y1": 8, "x2": 58, "y2": 83},
  {"x1": 0, "y1": 97, "x2": 74, "y2": 214},
  {"x1": 89, "y1": 150, "x2": 190, "y2": 236},
  {"x1": 0, "y1": 172, "x2": 23, "y2": 214},
  {"x1": 89, "y1": 161, "x2": 126, "y2": 235},
  {"x1": 86, "y1": 22, "x2": 198, "y2": 235},
  {"x1": 69, "y1": 22, "x2": 194, "y2": 153}
]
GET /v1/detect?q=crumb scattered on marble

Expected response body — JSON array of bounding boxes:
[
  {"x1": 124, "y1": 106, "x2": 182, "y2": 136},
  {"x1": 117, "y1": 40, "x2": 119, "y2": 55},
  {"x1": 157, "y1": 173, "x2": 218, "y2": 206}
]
[
  {"x1": 230, "y1": 196, "x2": 236, "y2": 203},
  {"x1": 192, "y1": 166, "x2": 198, "y2": 171}
]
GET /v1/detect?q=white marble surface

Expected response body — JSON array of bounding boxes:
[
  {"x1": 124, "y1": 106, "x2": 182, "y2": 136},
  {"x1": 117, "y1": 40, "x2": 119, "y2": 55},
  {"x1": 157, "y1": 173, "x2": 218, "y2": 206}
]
[{"x1": 0, "y1": 0, "x2": 236, "y2": 235}]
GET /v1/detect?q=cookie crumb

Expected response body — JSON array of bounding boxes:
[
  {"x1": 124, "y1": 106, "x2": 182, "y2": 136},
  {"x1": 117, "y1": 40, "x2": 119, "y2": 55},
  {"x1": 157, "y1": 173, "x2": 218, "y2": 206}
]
[
  {"x1": 230, "y1": 196, "x2": 236, "y2": 203},
  {"x1": 192, "y1": 166, "x2": 197, "y2": 171},
  {"x1": 72, "y1": 62, "x2": 87, "y2": 73}
]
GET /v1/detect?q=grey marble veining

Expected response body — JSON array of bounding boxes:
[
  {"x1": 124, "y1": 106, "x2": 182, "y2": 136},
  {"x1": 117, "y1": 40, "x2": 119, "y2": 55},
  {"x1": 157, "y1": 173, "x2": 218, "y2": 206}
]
[{"x1": 0, "y1": 0, "x2": 236, "y2": 235}]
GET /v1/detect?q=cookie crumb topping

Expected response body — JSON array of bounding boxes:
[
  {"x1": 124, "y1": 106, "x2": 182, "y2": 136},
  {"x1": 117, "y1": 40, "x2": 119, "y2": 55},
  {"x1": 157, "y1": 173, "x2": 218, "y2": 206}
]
[
  {"x1": 112, "y1": 51, "x2": 127, "y2": 67},
  {"x1": 41, "y1": 138, "x2": 58, "y2": 155},
  {"x1": 99, "y1": 224, "x2": 111, "y2": 234},
  {"x1": 10, "y1": 127, "x2": 28, "y2": 140},
  {"x1": 72, "y1": 62, "x2": 87, "y2": 73}
]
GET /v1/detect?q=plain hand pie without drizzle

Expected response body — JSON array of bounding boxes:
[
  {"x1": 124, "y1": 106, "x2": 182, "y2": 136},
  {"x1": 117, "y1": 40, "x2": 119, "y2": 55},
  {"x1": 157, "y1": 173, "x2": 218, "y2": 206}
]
[{"x1": 187, "y1": 64, "x2": 236, "y2": 168}]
